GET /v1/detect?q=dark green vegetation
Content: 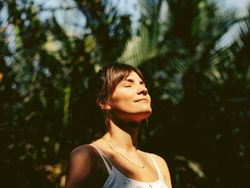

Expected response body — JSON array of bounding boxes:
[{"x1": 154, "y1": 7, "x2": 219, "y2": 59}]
[{"x1": 1, "y1": 0, "x2": 250, "y2": 187}]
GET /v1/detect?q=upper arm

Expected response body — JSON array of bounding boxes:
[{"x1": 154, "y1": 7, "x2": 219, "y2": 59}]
[
  {"x1": 153, "y1": 154, "x2": 172, "y2": 188},
  {"x1": 65, "y1": 146, "x2": 94, "y2": 188}
]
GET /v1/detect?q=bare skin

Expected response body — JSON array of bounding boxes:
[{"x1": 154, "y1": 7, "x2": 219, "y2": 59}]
[{"x1": 65, "y1": 71, "x2": 172, "y2": 188}]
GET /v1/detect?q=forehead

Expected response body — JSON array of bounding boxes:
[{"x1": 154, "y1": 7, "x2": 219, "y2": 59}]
[{"x1": 123, "y1": 71, "x2": 143, "y2": 81}]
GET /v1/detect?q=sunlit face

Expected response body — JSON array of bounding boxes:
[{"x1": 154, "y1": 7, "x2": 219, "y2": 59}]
[{"x1": 107, "y1": 71, "x2": 152, "y2": 122}]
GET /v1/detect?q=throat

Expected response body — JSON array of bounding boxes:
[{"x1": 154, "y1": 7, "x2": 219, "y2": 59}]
[{"x1": 107, "y1": 121, "x2": 139, "y2": 148}]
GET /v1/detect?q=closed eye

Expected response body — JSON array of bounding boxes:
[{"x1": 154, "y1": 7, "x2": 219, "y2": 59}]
[
  {"x1": 124, "y1": 85, "x2": 132, "y2": 87},
  {"x1": 122, "y1": 77, "x2": 145, "y2": 87}
]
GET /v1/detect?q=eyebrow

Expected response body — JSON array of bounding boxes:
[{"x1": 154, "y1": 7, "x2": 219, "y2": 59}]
[{"x1": 123, "y1": 77, "x2": 145, "y2": 84}]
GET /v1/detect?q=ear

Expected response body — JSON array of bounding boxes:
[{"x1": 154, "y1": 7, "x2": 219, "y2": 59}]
[{"x1": 96, "y1": 99, "x2": 111, "y2": 110}]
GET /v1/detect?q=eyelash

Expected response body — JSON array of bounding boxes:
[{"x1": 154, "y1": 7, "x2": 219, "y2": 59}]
[{"x1": 124, "y1": 83, "x2": 146, "y2": 87}]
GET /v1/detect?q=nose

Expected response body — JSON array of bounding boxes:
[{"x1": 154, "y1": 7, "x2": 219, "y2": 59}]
[{"x1": 137, "y1": 85, "x2": 148, "y2": 95}]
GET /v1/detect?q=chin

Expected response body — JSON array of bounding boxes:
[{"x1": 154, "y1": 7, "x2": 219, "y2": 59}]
[
  {"x1": 114, "y1": 108, "x2": 152, "y2": 123},
  {"x1": 131, "y1": 111, "x2": 152, "y2": 123}
]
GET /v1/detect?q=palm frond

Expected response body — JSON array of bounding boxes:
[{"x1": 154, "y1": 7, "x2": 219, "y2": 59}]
[{"x1": 118, "y1": 0, "x2": 165, "y2": 66}]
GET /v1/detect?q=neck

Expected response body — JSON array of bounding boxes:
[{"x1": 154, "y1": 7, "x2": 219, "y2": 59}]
[{"x1": 104, "y1": 119, "x2": 140, "y2": 151}]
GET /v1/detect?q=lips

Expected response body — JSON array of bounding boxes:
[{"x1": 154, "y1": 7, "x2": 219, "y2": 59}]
[{"x1": 134, "y1": 98, "x2": 149, "y2": 103}]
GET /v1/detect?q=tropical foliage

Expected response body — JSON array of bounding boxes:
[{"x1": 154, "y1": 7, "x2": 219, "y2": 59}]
[{"x1": 0, "y1": 0, "x2": 250, "y2": 187}]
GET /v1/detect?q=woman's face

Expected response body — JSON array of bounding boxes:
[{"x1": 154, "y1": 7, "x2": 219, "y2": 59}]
[{"x1": 107, "y1": 71, "x2": 152, "y2": 122}]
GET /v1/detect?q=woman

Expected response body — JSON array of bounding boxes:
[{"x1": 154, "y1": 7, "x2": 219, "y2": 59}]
[{"x1": 65, "y1": 63, "x2": 172, "y2": 188}]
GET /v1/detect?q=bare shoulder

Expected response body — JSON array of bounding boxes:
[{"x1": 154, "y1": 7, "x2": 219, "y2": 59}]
[
  {"x1": 70, "y1": 144, "x2": 98, "y2": 159},
  {"x1": 150, "y1": 153, "x2": 168, "y2": 167},
  {"x1": 151, "y1": 153, "x2": 173, "y2": 188},
  {"x1": 65, "y1": 144, "x2": 100, "y2": 188},
  {"x1": 68, "y1": 144, "x2": 99, "y2": 167}
]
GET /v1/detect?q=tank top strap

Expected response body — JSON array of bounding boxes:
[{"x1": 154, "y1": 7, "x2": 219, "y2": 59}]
[
  {"x1": 149, "y1": 154, "x2": 165, "y2": 180},
  {"x1": 90, "y1": 144, "x2": 112, "y2": 174}
]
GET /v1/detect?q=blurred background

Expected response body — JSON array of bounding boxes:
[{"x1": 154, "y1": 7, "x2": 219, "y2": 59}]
[{"x1": 1, "y1": 0, "x2": 250, "y2": 187}]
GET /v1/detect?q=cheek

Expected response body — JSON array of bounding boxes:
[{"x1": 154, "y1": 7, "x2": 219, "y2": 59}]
[
  {"x1": 111, "y1": 96, "x2": 132, "y2": 107},
  {"x1": 110, "y1": 91, "x2": 134, "y2": 108}
]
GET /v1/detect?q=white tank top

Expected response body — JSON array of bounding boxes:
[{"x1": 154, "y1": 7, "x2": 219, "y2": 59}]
[{"x1": 91, "y1": 144, "x2": 169, "y2": 188}]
